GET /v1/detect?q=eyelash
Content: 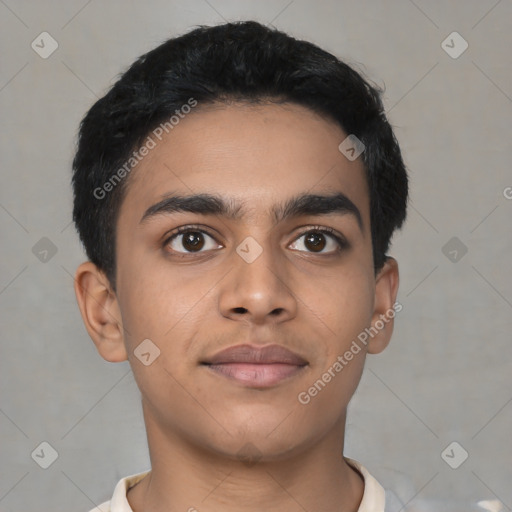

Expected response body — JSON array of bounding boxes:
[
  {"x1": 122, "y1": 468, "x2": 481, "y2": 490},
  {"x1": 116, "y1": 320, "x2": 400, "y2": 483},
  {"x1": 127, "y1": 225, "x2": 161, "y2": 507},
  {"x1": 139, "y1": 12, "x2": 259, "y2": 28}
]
[{"x1": 162, "y1": 224, "x2": 349, "y2": 255}]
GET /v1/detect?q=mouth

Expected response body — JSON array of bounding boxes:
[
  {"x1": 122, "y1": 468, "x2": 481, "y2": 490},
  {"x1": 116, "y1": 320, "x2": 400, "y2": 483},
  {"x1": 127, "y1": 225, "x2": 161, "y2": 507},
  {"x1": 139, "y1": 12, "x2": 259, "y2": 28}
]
[{"x1": 201, "y1": 344, "x2": 308, "y2": 388}]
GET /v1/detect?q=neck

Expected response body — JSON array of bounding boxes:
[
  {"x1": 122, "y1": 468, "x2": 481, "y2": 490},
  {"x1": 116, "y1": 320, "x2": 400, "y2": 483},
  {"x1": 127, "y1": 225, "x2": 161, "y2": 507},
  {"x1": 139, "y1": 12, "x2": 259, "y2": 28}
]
[{"x1": 127, "y1": 404, "x2": 364, "y2": 512}]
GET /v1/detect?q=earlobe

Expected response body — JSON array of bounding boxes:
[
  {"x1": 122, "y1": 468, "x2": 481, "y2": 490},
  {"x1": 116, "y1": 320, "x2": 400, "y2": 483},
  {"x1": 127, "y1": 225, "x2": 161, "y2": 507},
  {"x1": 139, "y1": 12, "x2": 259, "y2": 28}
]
[
  {"x1": 73, "y1": 261, "x2": 128, "y2": 362},
  {"x1": 367, "y1": 257, "x2": 400, "y2": 355}
]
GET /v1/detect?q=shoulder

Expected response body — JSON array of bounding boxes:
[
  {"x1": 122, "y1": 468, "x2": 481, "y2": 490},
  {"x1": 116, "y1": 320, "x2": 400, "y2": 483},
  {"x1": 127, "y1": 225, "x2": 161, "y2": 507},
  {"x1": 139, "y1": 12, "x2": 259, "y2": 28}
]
[
  {"x1": 345, "y1": 458, "x2": 387, "y2": 512},
  {"x1": 88, "y1": 501, "x2": 111, "y2": 512},
  {"x1": 88, "y1": 470, "x2": 151, "y2": 512}
]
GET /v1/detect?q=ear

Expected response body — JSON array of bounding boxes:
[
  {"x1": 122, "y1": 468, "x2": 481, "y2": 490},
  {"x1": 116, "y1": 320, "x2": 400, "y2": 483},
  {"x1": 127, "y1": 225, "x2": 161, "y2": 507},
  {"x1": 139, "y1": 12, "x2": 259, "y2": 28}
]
[
  {"x1": 73, "y1": 261, "x2": 128, "y2": 362},
  {"x1": 367, "y1": 256, "x2": 400, "y2": 355}
]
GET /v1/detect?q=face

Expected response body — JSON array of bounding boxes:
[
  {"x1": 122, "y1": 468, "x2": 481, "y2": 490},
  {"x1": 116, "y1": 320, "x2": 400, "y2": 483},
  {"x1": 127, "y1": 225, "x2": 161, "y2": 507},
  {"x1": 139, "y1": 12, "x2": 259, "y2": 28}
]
[{"x1": 78, "y1": 102, "x2": 398, "y2": 461}]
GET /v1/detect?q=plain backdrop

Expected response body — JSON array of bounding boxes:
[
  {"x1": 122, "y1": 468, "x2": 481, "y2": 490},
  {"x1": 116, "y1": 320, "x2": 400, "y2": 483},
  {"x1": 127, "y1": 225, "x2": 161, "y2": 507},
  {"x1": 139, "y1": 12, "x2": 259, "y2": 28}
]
[{"x1": 1, "y1": 1, "x2": 511, "y2": 510}]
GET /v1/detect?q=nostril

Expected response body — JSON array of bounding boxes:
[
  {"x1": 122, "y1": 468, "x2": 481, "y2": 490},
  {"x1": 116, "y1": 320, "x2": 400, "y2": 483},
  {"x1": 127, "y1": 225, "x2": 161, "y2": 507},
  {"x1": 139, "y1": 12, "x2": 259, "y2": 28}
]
[{"x1": 233, "y1": 307, "x2": 248, "y2": 314}]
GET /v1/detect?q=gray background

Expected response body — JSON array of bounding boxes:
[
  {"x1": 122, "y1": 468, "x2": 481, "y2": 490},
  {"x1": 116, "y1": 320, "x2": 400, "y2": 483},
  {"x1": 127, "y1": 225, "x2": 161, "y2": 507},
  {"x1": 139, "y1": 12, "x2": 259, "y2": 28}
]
[{"x1": 1, "y1": 0, "x2": 511, "y2": 510}]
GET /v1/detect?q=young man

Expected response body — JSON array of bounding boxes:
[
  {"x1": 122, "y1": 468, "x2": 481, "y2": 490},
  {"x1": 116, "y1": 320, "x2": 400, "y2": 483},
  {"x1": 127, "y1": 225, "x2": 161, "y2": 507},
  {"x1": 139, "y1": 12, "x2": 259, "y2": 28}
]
[{"x1": 72, "y1": 20, "x2": 408, "y2": 512}]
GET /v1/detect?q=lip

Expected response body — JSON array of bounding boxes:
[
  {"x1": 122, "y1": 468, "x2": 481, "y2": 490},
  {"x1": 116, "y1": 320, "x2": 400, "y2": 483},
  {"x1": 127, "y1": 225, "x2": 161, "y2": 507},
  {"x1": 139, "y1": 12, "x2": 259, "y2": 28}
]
[
  {"x1": 202, "y1": 344, "x2": 308, "y2": 388},
  {"x1": 204, "y1": 344, "x2": 308, "y2": 365}
]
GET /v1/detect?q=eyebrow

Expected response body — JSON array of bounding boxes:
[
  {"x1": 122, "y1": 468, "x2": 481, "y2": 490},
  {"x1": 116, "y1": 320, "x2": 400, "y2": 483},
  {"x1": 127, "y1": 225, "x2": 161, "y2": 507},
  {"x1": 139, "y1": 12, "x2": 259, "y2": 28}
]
[{"x1": 140, "y1": 191, "x2": 363, "y2": 231}]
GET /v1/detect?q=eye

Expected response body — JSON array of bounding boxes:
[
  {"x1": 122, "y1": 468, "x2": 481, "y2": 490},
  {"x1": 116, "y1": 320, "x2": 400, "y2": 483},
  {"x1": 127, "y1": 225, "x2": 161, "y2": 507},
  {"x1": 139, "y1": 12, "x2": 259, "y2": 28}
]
[
  {"x1": 289, "y1": 227, "x2": 348, "y2": 254},
  {"x1": 164, "y1": 226, "x2": 222, "y2": 254},
  {"x1": 163, "y1": 225, "x2": 348, "y2": 256}
]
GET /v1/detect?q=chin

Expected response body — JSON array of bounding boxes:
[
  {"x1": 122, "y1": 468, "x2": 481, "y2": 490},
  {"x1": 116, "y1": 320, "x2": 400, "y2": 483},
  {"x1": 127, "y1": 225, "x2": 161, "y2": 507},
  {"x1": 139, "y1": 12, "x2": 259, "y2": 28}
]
[
  {"x1": 206, "y1": 417, "x2": 314, "y2": 462},
  {"x1": 212, "y1": 434, "x2": 306, "y2": 464}
]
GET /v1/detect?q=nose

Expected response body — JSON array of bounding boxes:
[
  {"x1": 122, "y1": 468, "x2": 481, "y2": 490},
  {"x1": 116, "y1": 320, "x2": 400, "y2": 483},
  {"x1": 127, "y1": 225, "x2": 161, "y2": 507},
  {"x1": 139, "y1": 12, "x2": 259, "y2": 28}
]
[{"x1": 218, "y1": 237, "x2": 298, "y2": 325}]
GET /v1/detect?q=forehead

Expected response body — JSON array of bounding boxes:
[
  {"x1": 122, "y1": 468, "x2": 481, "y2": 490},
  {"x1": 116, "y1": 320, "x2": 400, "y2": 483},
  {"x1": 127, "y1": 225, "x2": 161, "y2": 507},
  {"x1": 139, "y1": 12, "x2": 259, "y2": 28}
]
[{"x1": 119, "y1": 102, "x2": 369, "y2": 227}]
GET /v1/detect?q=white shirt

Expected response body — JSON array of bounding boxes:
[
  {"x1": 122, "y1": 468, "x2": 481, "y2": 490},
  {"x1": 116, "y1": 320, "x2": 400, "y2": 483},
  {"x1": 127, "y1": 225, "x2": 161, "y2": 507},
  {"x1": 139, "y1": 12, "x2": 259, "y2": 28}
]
[{"x1": 89, "y1": 458, "x2": 387, "y2": 512}]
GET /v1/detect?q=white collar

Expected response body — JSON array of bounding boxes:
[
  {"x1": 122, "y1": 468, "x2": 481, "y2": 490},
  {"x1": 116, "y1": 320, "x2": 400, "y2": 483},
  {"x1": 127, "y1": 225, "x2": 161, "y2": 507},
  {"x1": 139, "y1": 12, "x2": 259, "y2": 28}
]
[{"x1": 92, "y1": 458, "x2": 386, "y2": 512}]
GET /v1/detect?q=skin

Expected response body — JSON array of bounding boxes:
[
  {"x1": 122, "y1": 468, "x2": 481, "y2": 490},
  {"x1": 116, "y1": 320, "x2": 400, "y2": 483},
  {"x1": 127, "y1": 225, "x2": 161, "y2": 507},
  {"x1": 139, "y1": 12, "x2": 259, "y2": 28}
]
[{"x1": 74, "y1": 102, "x2": 399, "y2": 512}]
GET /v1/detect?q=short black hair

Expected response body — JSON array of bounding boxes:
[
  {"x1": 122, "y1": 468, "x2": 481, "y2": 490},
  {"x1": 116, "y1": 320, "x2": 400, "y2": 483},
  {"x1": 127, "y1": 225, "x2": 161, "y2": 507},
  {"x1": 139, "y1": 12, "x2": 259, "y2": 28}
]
[{"x1": 72, "y1": 20, "x2": 408, "y2": 290}]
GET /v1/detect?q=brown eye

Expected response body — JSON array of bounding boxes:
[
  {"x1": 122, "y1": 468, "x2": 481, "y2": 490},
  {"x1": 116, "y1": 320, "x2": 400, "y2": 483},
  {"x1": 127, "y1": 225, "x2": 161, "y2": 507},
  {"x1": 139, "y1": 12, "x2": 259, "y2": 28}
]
[
  {"x1": 304, "y1": 232, "x2": 326, "y2": 252},
  {"x1": 181, "y1": 231, "x2": 205, "y2": 251},
  {"x1": 289, "y1": 228, "x2": 347, "y2": 254},
  {"x1": 165, "y1": 228, "x2": 221, "y2": 254}
]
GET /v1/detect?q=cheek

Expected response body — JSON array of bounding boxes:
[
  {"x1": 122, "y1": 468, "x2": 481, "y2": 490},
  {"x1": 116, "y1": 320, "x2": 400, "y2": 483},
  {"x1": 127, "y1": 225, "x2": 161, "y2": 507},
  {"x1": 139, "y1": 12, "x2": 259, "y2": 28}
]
[
  {"x1": 295, "y1": 271, "x2": 372, "y2": 418},
  {"x1": 311, "y1": 264, "x2": 375, "y2": 345},
  {"x1": 115, "y1": 254, "x2": 220, "y2": 377},
  {"x1": 115, "y1": 266, "x2": 205, "y2": 411},
  {"x1": 116, "y1": 243, "x2": 185, "y2": 331}
]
